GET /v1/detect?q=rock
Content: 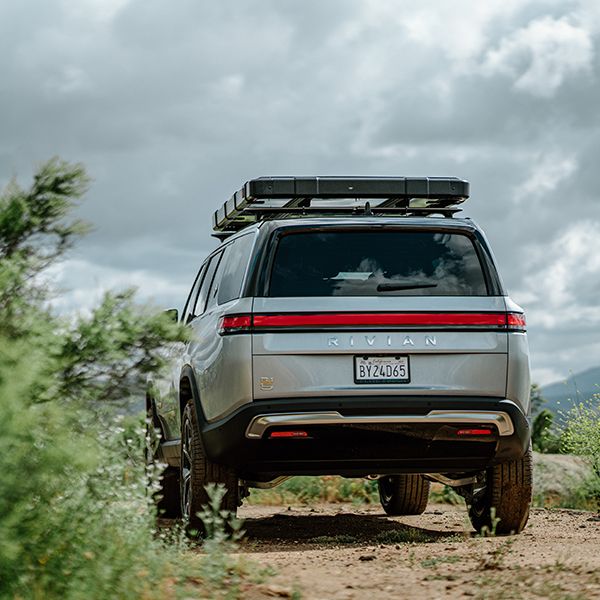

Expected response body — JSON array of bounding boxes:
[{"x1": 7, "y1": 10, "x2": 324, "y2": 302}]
[{"x1": 532, "y1": 452, "x2": 592, "y2": 501}]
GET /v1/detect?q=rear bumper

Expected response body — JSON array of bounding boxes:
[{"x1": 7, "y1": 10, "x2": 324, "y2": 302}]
[{"x1": 200, "y1": 396, "x2": 530, "y2": 481}]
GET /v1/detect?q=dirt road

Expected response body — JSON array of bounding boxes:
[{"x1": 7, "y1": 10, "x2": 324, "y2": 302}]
[{"x1": 236, "y1": 502, "x2": 600, "y2": 599}]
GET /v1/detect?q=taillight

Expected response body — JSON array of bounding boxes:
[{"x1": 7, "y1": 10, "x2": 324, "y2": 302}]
[
  {"x1": 252, "y1": 312, "x2": 508, "y2": 328},
  {"x1": 217, "y1": 312, "x2": 527, "y2": 333},
  {"x1": 507, "y1": 313, "x2": 526, "y2": 331},
  {"x1": 218, "y1": 315, "x2": 252, "y2": 335}
]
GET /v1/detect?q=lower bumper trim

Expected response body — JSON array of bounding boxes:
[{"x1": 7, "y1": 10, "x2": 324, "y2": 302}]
[{"x1": 245, "y1": 409, "x2": 514, "y2": 439}]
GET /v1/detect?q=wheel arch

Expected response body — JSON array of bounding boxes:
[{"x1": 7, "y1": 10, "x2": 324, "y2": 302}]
[{"x1": 179, "y1": 365, "x2": 207, "y2": 428}]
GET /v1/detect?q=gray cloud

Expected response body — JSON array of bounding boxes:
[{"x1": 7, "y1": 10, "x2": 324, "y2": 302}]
[{"x1": 1, "y1": 0, "x2": 599, "y2": 384}]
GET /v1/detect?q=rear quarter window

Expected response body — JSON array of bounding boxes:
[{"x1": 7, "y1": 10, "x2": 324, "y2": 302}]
[
  {"x1": 268, "y1": 230, "x2": 489, "y2": 297},
  {"x1": 217, "y1": 233, "x2": 255, "y2": 304}
]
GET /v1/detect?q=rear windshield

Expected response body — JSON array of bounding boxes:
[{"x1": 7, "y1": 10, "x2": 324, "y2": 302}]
[{"x1": 269, "y1": 230, "x2": 488, "y2": 297}]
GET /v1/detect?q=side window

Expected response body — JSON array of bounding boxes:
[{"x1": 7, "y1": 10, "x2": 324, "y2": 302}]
[
  {"x1": 193, "y1": 251, "x2": 222, "y2": 317},
  {"x1": 217, "y1": 234, "x2": 255, "y2": 304},
  {"x1": 205, "y1": 246, "x2": 229, "y2": 311},
  {"x1": 181, "y1": 264, "x2": 206, "y2": 324}
]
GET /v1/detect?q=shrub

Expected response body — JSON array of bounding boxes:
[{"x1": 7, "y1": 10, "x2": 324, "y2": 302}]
[
  {"x1": 532, "y1": 409, "x2": 562, "y2": 453},
  {"x1": 561, "y1": 398, "x2": 600, "y2": 510},
  {"x1": 0, "y1": 159, "x2": 248, "y2": 599}
]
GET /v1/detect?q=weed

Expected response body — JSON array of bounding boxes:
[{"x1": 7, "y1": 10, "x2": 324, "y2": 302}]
[
  {"x1": 420, "y1": 555, "x2": 461, "y2": 568},
  {"x1": 478, "y1": 539, "x2": 514, "y2": 570},
  {"x1": 196, "y1": 484, "x2": 245, "y2": 596},
  {"x1": 477, "y1": 507, "x2": 501, "y2": 537},
  {"x1": 429, "y1": 484, "x2": 463, "y2": 505},
  {"x1": 374, "y1": 528, "x2": 438, "y2": 545}
]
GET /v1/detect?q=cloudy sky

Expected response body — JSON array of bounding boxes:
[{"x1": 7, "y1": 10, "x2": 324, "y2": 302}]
[{"x1": 1, "y1": 0, "x2": 599, "y2": 385}]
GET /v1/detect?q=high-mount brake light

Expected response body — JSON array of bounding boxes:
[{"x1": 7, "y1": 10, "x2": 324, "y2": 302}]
[
  {"x1": 507, "y1": 313, "x2": 526, "y2": 331},
  {"x1": 218, "y1": 315, "x2": 252, "y2": 335}
]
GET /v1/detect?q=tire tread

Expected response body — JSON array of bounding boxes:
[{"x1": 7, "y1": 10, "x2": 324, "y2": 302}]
[{"x1": 379, "y1": 474, "x2": 430, "y2": 516}]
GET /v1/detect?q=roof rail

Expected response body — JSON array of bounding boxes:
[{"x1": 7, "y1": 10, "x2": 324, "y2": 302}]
[{"x1": 212, "y1": 176, "x2": 469, "y2": 236}]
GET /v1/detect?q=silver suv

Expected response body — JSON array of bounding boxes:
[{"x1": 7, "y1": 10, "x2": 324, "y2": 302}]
[{"x1": 148, "y1": 177, "x2": 532, "y2": 535}]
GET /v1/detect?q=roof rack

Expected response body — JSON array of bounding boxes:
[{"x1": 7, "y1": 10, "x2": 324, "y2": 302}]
[{"x1": 212, "y1": 176, "x2": 469, "y2": 237}]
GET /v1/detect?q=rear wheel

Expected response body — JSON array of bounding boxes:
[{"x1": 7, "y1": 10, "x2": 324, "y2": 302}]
[
  {"x1": 378, "y1": 474, "x2": 430, "y2": 515},
  {"x1": 468, "y1": 448, "x2": 532, "y2": 535},
  {"x1": 180, "y1": 400, "x2": 239, "y2": 533}
]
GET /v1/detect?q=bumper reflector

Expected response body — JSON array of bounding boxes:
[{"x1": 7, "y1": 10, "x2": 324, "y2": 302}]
[
  {"x1": 456, "y1": 428, "x2": 494, "y2": 436},
  {"x1": 269, "y1": 430, "x2": 309, "y2": 439}
]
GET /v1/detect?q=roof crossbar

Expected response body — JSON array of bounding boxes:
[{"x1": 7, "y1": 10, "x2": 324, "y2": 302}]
[{"x1": 212, "y1": 176, "x2": 469, "y2": 235}]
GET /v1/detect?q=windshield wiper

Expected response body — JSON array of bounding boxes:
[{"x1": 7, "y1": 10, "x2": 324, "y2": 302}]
[{"x1": 376, "y1": 282, "x2": 438, "y2": 292}]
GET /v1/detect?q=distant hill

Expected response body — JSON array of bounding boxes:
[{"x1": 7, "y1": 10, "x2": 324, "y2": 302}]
[{"x1": 540, "y1": 366, "x2": 600, "y2": 414}]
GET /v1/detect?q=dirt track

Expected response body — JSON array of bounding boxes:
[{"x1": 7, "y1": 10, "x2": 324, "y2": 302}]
[{"x1": 236, "y1": 502, "x2": 600, "y2": 599}]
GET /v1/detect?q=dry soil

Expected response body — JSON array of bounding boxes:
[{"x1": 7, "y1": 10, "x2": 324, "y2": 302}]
[{"x1": 235, "y1": 502, "x2": 600, "y2": 599}]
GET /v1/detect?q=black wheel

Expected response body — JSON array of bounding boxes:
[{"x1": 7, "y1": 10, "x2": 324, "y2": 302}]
[
  {"x1": 180, "y1": 400, "x2": 238, "y2": 533},
  {"x1": 146, "y1": 401, "x2": 181, "y2": 518},
  {"x1": 378, "y1": 474, "x2": 430, "y2": 515},
  {"x1": 468, "y1": 447, "x2": 533, "y2": 535}
]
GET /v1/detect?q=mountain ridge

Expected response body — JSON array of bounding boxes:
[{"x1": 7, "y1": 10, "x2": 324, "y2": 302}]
[{"x1": 540, "y1": 365, "x2": 600, "y2": 414}]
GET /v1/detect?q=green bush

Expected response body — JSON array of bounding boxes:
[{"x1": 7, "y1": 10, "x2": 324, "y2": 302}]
[
  {"x1": 0, "y1": 159, "x2": 250, "y2": 599},
  {"x1": 531, "y1": 409, "x2": 562, "y2": 453},
  {"x1": 561, "y1": 399, "x2": 600, "y2": 510}
]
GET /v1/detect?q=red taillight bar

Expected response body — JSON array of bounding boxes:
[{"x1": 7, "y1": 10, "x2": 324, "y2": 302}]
[
  {"x1": 218, "y1": 315, "x2": 252, "y2": 335},
  {"x1": 507, "y1": 313, "x2": 526, "y2": 331},
  {"x1": 253, "y1": 312, "x2": 508, "y2": 328},
  {"x1": 218, "y1": 312, "x2": 526, "y2": 334}
]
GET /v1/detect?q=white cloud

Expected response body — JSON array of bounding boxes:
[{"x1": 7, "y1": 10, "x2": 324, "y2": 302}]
[
  {"x1": 517, "y1": 220, "x2": 600, "y2": 324},
  {"x1": 482, "y1": 16, "x2": 594, "y2": 97},
  {"x1": 44, "y1": 65, "x2": 93, "y2": 95},
  {"x1": 514, "y1": 151, "x2": 577, "y2": 201},
  {"x1": 62, "y1": 0, "x2": 131, "y2": 24},
  {"x1": 45, "y1": 258, "x2": 189, "y2": 316}
]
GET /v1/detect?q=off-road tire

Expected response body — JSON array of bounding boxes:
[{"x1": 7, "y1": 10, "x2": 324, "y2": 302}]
[
  {"x1": 146, "y1": 404, "x2": 181, "y2": 518},
  {"x1": 180, "y1": 400, "x2": 238, "y2": 534},
  {"x1": 468, "y1": 447, "x2": 533, "y2": 535},
  {"x1": 378, "y1": 474, "x2": 430, "y2": 515}
]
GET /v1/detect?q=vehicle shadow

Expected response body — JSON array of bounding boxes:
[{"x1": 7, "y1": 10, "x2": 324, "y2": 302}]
[{"x1": 238, "y1": 510, "x2": 468, "y2": 552}]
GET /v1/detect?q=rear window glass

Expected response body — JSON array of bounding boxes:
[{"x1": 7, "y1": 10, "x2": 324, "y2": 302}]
[{"x1": 269, "y1": 230, "x2": 488, "y2": 297}]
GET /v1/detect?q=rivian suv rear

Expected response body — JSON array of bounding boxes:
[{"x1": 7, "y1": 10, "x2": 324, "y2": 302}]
[{"x1": 147, "y1": 177, "x2": 532, "y2": 535}]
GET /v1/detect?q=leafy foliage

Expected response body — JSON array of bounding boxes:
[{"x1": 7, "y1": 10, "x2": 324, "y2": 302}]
[
  {"x1": 0, "y1": 157, "x2": 89, "y2": 264},
  {"x1": 0, "y1": 159, "x2": 244, "y2": 599},
  {"x1": 54, "y1": 289, "x2": 188, "y2": 406},
  {"x1": 530, "y1": 383, "x2": 546, "y2": 415},
  {"x1": 562, "y1": 400, "x2": 600, "y2": 475},
  {"x1": 0, "y1": 158, "x2": 90, "y2": 337},
  {"x1": 532, "y1": 409, "x2": 561, "y2": 453}
]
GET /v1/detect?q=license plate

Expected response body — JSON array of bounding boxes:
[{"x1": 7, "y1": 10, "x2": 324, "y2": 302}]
[{"x1": 354, "y1": 355, "x2": 410, "y2": 384}]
